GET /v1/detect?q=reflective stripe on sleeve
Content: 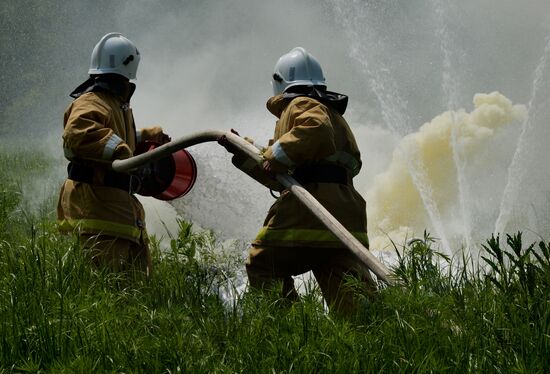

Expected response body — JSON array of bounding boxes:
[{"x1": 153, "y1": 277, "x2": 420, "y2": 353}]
[
  {"x1": 254, "y1": 227, "x2": 369, "y2": 248},
  {"x1": 271, "y1": 140, "x2": 295, "y2": 167},
  {"x1": 102, "y1": 134, "x2": 123, "y2": 160},
  {"x1": 58, "y1": 218, "x2": 143, "y2": 242}
]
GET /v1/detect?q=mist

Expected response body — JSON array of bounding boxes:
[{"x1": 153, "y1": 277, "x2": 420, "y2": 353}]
[{"x1": 2, "y1": 0, "x2": 550, "y2": 252}]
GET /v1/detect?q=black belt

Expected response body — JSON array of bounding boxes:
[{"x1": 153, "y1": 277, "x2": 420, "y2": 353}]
[
  {"x1": 67, "y1": 162, "x2": 139, "y2": 193},
  {"x1": 292, "y1": 164, "x2": 350, "y2": 185}
]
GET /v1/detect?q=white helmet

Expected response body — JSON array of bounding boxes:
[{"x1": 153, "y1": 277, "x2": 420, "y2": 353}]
[
  {"x1": 88, "y1": 33, "x2": 141, "y2": 80},
  {"x1": 271, "y1": 47, "x2": 326, "y2": 95}
]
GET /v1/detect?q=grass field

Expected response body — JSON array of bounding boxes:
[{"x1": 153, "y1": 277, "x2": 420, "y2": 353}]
[{"x1": 0, "y1": 145, "x2": 548, "y2": 373}]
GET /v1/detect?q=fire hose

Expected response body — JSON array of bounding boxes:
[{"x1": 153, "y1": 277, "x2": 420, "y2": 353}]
[{"x1": 112, "y1": 130, "x2": 393, "y2": 285}]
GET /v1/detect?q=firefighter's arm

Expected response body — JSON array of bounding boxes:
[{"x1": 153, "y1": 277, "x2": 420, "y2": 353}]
[
  {"x1": 230, "y1": 151, "x2": 284, "y2": 191},
  {"x1": 63, "y1": 97, "x2": 132, "y2": 161},
  {"x1": 218, "y1": 130, "x2": 283, "y2": 191},
  {"x1": 262, "y1": 98, "x2": 336, "y2": 173}
]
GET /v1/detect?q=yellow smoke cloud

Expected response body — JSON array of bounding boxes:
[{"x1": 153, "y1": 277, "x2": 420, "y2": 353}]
[{"x1": 367, "y1": 92, "x2": 526, "y2": 250}]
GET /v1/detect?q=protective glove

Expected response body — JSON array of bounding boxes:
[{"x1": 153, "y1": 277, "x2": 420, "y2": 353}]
[
  {"x1": 113, "y1": 143, "x2": 132, "y2": 160},
  {"x1": 159, "y1": 132, "x2": 171, "y2": 144},
  {"x1": 218, "y1": 129, "x2": 255, "y2": 151}
]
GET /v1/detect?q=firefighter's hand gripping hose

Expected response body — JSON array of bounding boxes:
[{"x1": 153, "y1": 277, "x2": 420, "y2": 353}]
[{"x1": 112, "y1": 130, "x2": 394, "y2": 285}]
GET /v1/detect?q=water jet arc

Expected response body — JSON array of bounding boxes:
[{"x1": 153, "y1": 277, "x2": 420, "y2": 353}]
[{"x1": 112, "y1": 130, "x2": 393, "y2": 285}]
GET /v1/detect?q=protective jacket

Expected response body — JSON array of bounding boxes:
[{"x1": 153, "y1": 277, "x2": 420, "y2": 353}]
[
  {"x1": 254, "y1": 87, "x2": 369, "y2": 248},
  {"x1": 57, "y1": 75, "x2": 164, "y2": 243}
]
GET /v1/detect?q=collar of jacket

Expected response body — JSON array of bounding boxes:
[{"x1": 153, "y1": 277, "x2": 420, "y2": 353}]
[
  {"x1": 266, "y1": 86, "x2": 349, "y2": 118},
  {"x1": 69, "y1": 74, "x2": 136, "y2": 103}
]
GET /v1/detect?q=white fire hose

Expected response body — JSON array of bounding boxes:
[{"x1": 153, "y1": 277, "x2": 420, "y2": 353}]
[{"x1": 112, "y1": 130, "x2": 394, "y2": 285}]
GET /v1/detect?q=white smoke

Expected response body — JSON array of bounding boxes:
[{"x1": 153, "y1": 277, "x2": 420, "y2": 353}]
[
  {"x1": 330, "y1": 0, "x2": 550, "y2": 253},
  {"x1": 366, "y1": 92, "x2": 526, "y2": 251}
]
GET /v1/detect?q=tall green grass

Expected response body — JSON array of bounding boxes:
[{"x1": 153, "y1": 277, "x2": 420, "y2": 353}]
[{"x1": 1, "y1": 146, "x2": 549, "y2": 373}]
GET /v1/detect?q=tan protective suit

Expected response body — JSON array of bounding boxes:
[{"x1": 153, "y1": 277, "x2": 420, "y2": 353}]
[
  {"x1": 57, "y1": 81, "x2": 165, "y2": 273},
  {"x1": 246, "y1": 92, "x2": 373, "y2": 315}
]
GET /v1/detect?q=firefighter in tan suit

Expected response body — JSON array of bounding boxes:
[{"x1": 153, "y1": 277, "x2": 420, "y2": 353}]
[
  {"x1": 57, "y1": 33, "x2": 170, "y2": 275},
  {"x1": 246, "y1": 47, "x2": 374, "y2": 315}
]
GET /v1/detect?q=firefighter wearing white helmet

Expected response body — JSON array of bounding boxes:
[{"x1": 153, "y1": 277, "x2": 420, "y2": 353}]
[
  {"x1": 271, "y1": 47, "x2": 326, "y2": 95},
  {"x1": 88, "y1": 32, "x2": 141, "y2": 80},
  {"x1": 244, "y1": 47, "x2": 374, "y2": 317},
  {"x1": 57, "y1": 33, "x2": 170, "y2": 276}
]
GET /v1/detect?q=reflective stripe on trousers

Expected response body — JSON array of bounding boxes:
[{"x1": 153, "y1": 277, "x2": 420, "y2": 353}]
[
  {"x1": 254, "y1": 227, "x2": 369, "y2": 248},
  {"x1": 58, "y1": 219, "x2": 144, "y2": 243}
]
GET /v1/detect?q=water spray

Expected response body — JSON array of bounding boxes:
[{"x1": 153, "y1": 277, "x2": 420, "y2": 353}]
[
  {"x1": 432, "y1": 0, "x2": 474, "y2": 252},
  {"x1": 332, "y1": 0, "x2": 453, "y2": 251},
  {"x1": 494, "y1": 36, "x2": 550, "y2": 235}
]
